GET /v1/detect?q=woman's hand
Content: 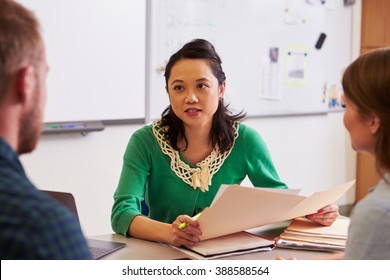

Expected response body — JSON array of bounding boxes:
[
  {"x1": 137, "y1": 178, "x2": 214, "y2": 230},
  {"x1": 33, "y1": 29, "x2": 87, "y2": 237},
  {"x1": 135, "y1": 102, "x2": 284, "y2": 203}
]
[
  {"x1": 306, "y1": 204, "x2": 339, "y2": 226},
  {"x1": 169, "y1": 215, "x2": 202, "y2": 247}
]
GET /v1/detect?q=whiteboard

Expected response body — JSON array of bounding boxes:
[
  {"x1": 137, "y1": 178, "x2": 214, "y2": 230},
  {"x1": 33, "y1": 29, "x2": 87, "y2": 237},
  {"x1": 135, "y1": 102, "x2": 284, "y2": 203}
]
[
  {"x1": 19, "y1": 0, "x2": 146, "y2": 123},
  {"x1": 147, "y1": 0, "x2": 353, "y2": 120}
]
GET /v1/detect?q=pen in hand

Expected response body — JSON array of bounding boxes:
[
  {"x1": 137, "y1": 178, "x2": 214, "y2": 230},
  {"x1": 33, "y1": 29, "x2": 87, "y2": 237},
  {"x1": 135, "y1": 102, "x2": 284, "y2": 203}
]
[{"x1": 179, "y1": 212, "x2": 202, "y2": 229}]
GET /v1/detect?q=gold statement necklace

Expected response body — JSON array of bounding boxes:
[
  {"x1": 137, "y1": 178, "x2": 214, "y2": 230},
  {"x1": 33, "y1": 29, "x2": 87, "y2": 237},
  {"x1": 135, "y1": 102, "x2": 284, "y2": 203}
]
[{"x1": 152, "y1": 120, "x2": 238, "y2": 192}]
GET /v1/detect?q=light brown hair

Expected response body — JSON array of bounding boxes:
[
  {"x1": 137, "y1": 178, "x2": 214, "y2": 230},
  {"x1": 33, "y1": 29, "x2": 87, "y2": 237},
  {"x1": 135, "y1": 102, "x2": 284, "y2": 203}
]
[
  {"x1": 0, "y1": 0, "x2": 43, "y2": 101},
  {"x1": 342, "y1": 47, "x2": 390, "y2": 175}
]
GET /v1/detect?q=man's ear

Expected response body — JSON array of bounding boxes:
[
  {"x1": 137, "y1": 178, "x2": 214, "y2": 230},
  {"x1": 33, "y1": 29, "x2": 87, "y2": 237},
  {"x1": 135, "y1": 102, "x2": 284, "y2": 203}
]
[
  {"x1": 370, "y1": 113, "x2": 381, "y2": 135},
  {"x1": 16, "y1": 65, "x2": 35, "y2": 104}
]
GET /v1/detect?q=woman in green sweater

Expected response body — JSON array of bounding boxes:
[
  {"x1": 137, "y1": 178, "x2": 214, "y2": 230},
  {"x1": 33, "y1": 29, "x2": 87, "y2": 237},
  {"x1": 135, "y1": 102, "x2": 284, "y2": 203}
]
[{"x1": 111, "y1": 39, "x2": 339, "y2": 246}]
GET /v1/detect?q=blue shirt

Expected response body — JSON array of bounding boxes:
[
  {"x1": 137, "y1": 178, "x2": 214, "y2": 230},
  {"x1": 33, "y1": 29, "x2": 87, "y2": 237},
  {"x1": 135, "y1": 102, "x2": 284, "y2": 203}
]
[{"x1": 0, "y1": 137, "x2": 91, "y2": 259}]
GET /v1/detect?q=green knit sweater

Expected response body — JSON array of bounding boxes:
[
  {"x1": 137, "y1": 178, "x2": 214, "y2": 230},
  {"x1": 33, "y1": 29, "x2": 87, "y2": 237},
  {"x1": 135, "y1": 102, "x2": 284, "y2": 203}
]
[{"x1": 111, "y1": 123, "x2": 287, "y2": 236}]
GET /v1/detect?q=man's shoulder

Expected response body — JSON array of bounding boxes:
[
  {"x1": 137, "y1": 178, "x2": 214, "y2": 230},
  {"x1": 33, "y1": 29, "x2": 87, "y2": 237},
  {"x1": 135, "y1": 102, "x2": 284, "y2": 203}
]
[
  {"x1": 0, "y1": 185, "x2": 77, "y2": 225},
  {"x1": 0, "y1": 185, "x2": 90, "y2": 259}
]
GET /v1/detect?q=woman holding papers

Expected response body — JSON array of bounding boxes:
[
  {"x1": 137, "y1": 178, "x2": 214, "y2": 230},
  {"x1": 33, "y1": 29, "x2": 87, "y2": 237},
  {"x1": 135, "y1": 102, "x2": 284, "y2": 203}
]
[{"x1": 111, "y1": 39, "x2": 339, "y2": 246}]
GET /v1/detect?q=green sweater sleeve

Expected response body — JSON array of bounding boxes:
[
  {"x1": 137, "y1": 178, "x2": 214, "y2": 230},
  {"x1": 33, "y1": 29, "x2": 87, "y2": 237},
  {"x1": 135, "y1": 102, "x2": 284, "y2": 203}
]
[{"x1": 111, "y1": 126, "x2": 154, "y2": 236}]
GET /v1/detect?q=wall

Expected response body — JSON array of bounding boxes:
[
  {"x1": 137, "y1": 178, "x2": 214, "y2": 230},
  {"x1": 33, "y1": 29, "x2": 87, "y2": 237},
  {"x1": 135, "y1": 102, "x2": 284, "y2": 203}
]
[{"x1": 20, "y1": 112, "x2": 356, "y2": 236}]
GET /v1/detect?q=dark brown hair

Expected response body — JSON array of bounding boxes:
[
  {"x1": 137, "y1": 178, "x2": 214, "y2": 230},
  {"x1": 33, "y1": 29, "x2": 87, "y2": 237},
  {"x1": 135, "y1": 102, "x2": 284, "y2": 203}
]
[
  {"x1": 161, "y1": 39, "x2": 246, "y2": 153},
  {"x1": 342, "y1": 47, "x2": 390, "y2": 175}
]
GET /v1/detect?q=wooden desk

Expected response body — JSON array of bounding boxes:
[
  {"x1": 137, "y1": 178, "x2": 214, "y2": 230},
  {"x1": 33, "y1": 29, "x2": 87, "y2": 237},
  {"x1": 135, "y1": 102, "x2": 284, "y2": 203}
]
[{"x1": 91, "y1": 221, "x2": 340, "y2": 260}]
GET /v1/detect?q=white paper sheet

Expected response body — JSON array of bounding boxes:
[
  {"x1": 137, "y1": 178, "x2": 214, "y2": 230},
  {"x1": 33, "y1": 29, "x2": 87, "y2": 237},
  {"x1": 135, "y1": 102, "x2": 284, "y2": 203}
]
[{"x1": 197, "y1": 180, "x2": 355, "y2": 240}]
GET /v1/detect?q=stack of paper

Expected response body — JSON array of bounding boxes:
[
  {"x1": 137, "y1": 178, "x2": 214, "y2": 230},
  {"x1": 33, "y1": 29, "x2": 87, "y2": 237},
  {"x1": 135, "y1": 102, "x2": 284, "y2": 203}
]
[{"x1": 275, "y1": 217, "x2": 350, "y2": 252}]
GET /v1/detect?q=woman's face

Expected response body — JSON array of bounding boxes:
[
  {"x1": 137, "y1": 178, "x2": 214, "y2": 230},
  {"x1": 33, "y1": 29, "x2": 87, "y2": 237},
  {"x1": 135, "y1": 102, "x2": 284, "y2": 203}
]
[
  {"x1": 342, "y1": 95, "x2": 379, "y2": 155},
  {"x1": 167, "y1": 58, "x2": 225, "y2": 130}
]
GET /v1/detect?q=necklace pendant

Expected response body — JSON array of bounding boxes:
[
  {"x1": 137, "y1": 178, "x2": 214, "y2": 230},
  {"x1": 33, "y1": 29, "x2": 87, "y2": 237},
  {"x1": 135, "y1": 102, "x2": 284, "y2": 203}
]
[{"x1": 190, "y1": 166, "x2": 211, "y2": 192}]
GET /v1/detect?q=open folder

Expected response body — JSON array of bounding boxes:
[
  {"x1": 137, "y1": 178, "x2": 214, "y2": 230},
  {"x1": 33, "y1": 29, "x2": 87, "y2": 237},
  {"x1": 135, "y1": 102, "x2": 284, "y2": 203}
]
[{"x1": 196, "y1": 180, "x2": 355, "y2": 241}]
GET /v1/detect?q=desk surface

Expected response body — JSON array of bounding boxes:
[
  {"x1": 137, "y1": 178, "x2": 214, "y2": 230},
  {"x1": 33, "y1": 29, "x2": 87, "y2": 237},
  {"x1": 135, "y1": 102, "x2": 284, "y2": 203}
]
[{"x1": 91, "y1": 221, "x2": 341, "y2": 260}]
